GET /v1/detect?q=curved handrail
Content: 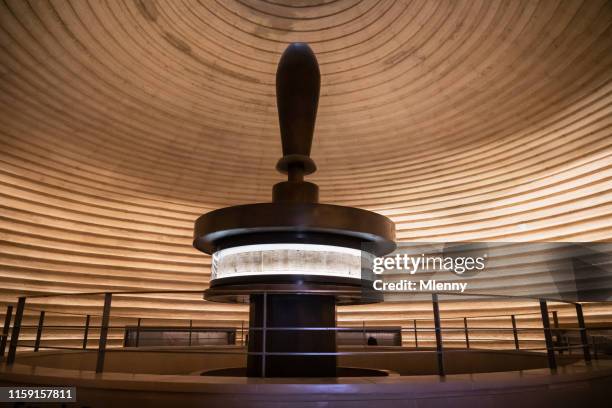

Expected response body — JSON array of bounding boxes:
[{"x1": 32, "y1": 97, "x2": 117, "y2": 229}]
[{"x1": 0, "y1": 289, "x2": 603, "y2": 376}]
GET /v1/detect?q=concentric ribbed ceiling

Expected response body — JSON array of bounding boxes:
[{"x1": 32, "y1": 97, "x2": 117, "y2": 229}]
[{"x1": 1, "y1": 0, "x2": 612, "y2": 341}]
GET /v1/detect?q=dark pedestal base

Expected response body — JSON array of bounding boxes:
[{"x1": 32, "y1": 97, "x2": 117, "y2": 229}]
[{"x1": 247, "y1": 294, "x2": 337, "y2": 377}]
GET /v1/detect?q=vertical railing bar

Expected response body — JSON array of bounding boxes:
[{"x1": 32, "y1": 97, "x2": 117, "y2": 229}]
[
  {"x1": 432, "y1": 293, "x2": 445, "y2": 376},
  {"x1": 539, "y1": 299, "x2": 557, "y2": 371},
  {"x1": 7, "y1": 297, "x2": 26, "y2": 365},
  {"x1": 96, "y1": 293, "x2": 112, "y2": 373},
  {"x1": 188, "y1": 319, "x2": 193, "y2": 346},
  {"x1": 82, "y1": 314, "x2": 90, "y2": 350},
  {"x1": 362, "y1": 320, "x2": 366, "y2": 347},
  {"x1": 575, "y1": 303, "x2": 591, "y2": 364},
  {"x1": 414, "y1": 319, "x2": 418, "y2": 348},
  {"x1": 511, "y1": 315, "x2": 519, "y2": 350},
  {"x1": 261, "y1": 292, "x2": 267, "y2": 378},
  {"x1": 552, "y1": 310, "x2": 560, "y2": 354},
  {"x1": 135, "y1": 318, "x2": 141, "y2": 348},
  {"x1": 463, "y1": 317, "x2": 469, "y2": 349},
  {"x1": 0, "y1": 305, "x2": 13, "y2": 360},
  {"x1": 34, "y1": 311, "x2": 45, "y2": 352}
]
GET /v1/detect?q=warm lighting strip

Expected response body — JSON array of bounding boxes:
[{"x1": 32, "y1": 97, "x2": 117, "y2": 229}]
[{"x1": 211, "y1": 244, "x2": 368, "y2": 280}]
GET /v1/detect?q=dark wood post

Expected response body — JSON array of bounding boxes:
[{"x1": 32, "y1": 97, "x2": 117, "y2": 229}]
[
  {"x1": 552, "y1": 310, "x2": 561, "y2": 354},
  {"x1": 261, "y1": 292, "x2": 267, "y2": 378},
  {"x1": 83, "y1": 314, "x2": 90, "y2": 349},
  {"x1": 575, "y1": 303, "x2": 591, "y2": 364},
  {"x1": 0, "y1": 305, "x2": 13, "y2": 359},
  {"x1": 96, "y1": 293, "x2": 112, "y2": 373},
  {"x1": 432, "y1": 294, "x2": 445, "y2": 376},
  {"x1": 539, "y1": 300, "x2": 557, "y2": 370},
  {"x1": 463, "y1": 317, "x2": 470, "y2": 349},
  {"x1": 34, "y1": 311, "x2": 45, "y2": 352},
  {"x1": 414, "y1": 319, "x2": 418, "y2": 348},
  {"x1": 135, "y1": 318, "x2": 141, "y2": 347},
  {"x1": 7, "y1": 297, "x2": 26, "y2": 365},
  {"x1": 362, "y1": 320, "x2": 366, "y2": 347},
  {"x1": 511, "y1": 315, "x2": 519, "y2": 350}
]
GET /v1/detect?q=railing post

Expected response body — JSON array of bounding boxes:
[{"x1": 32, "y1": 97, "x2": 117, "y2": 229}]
[
  {"x1": 135, "y1": 318, "x2": 141, "y2": 347},
  {"x1": 552, "y1": 310, "x2": 560, "y2": 353},
  {"x1": 34, "y1": 311, "x2": 45, "y2": 352},
  {"x1": 511, "y1": 315, "x2": 519, "y2": 350},
  {"x1": 7, "y1": 297, "x2": 26, "y2": 365},
  {"x1": 188, "y1": 319, "x2": 193, "y2": 346},
  {"x1": 0, "y1": 305, "x2": 13, "y2": 360},
  {"x1": 362, "y1": 320, "x2": 366, "y2": 347},
  {"x1": 463, "y1": 317, "x2": 470, "y2": 349},
  {"x1": 414, "y1": 319, "x2": 418, "y2": 348},
  {"x1": 96, "y1": 293, "x2": 112, "y2": 373},
  {"x1": 83, "y1": 314, "x2": 90, "y2": 349},
  {"x1": 261, "y1": 292, "x2": 267, "y2": 378},
  {"x1": 575, "y1": 303, "x2": 591, "y2": 364},
  {"x1": 241, "y1": 320, "x2": 245, "y2": 346},
  {"x1": 432, "y1": 293, "x2": 445, "y2": 376},
  {"x1": 539, "y1": 299, "x2": 557, "y2": 371}
]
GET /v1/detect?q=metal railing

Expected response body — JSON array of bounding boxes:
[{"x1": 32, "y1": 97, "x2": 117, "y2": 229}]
[{"x1": 0, "y1": 290, "x2": 609, "y2": 377}]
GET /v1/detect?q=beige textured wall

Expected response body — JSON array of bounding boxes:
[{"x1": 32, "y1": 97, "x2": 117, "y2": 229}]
[{"x1": 1, "y1": 0, "x2": 611, "y2": 349}]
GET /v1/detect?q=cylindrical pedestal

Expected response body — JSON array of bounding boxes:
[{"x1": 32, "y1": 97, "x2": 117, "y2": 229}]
[{"x1": 247, "y1": 294, "x2": 337, "y2": 377}]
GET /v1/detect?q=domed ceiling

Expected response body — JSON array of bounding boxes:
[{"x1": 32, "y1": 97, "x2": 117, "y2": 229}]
[{"x1": 1, "y1": 0, "x2": 611, "y2": 346}]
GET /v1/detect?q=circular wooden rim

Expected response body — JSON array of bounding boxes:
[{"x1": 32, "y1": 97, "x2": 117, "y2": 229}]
[{"x1": 193, "y1": 202, "x2": 396, "y2": 255}]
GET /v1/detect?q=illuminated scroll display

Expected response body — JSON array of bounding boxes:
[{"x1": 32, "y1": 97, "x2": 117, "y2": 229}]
[{"x1": 211, "y1": 244, "x2": 367, "y2": 280}]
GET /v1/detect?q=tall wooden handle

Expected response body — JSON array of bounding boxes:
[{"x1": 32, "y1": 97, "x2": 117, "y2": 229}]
[{"x1": 275, "y1": 43, "x2": 320, "y2": 175}]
